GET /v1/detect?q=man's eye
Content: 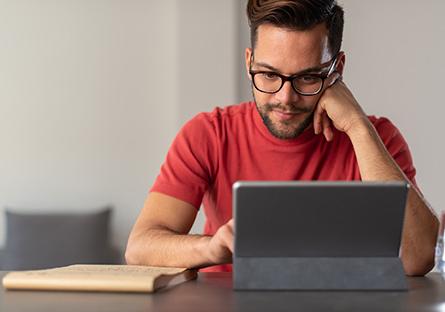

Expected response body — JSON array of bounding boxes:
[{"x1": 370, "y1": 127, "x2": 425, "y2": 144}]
[
  {"x1": 261, "y1": 73, "x2": 279, "y2": 80},
  {"x1": 300, "y1": 75, "x2": 319, "y2": 83}
]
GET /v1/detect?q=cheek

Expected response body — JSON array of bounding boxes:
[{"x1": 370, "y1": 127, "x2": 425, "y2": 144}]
[
  {"x1": 253, "y1": 90, "x2": 273, "y2": 106},
  {"x1": 299, "y1": 93, "x2": 323, "y2": 112}
]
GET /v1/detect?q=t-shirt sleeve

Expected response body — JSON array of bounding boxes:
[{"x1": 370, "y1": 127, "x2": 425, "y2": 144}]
[
  {"x1": 373, "y1": 117, "x2": 418, "y2": 188},
  {"x1": 150, "y1": 113, "x2": 218, "y2": 209}
]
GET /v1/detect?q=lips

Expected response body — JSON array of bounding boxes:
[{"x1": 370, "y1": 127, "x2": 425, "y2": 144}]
[{"x1": 273, "y1": 110, "x2": 299, "y2": 121}]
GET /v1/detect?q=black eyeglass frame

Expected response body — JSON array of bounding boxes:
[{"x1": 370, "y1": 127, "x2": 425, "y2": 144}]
[{"x1": 249, "y1": 54, "x2": 339, "y2": 96}]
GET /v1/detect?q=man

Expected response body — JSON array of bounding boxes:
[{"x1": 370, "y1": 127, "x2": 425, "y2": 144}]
[{"x1": 125, "y1": 0, "x2": 438, "y2": 275}]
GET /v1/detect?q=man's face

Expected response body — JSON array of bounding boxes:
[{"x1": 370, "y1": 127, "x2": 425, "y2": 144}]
[{"x1": 246, "y1": 23, "x2": 334, "y2": 139}]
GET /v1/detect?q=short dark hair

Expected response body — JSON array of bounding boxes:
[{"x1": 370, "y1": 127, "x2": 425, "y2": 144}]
[{"x1": 247, "y1": 0, "x2": 344, "y2": 55}]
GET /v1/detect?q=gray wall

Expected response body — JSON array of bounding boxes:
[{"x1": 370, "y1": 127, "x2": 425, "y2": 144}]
[
  {"x1": 0, "y1": 0, "x2": 181, "y2": 249},
  {"x1": 0, "y1": 1, "x2": 443, "y2": 253}
]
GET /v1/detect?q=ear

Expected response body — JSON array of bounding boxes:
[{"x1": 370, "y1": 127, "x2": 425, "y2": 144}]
[
  {"x1": 245, "y1": 48, "x2": 253, "y2": 81},
  {"x1": 335, "y1": 51, "x2": 346, "y2": 76}
]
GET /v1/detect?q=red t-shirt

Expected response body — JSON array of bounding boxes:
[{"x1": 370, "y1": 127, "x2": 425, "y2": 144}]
[{"x1": 150, "y1": 101, "x2": 416, "y2": 272}]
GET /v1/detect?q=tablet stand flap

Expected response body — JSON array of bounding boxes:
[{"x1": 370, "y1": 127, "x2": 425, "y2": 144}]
[{"x1": 233, "y1": 257, "x2": 407, "y2": 290}]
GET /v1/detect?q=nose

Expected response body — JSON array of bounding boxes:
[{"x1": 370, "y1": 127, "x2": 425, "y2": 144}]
[{"x1": 274, "y1": 80, "x2": 301, "y2": 106}]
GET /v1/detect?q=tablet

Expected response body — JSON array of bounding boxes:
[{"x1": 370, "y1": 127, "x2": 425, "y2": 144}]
[
  {"x1": 233, "y1": 181, "x2": 408, "y2": 258},
  {"x1": 233, "y1": 181, "x2": 410, "y2": 290}
]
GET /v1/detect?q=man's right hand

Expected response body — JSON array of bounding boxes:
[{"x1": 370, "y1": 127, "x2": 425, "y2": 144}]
[
  {"x1": 205, "y1": 219, "x2": 234, "y2": 265},
  {"x1": 126, "y1": 192, "x2": 236, "y2": 269}
]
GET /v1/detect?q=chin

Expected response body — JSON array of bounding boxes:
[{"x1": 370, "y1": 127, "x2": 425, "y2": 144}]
[
  {"x1": 266, "y1": 116, "x2": 313, "y2": 140},
  {"x1": 267, "y1": 123, "x2": 306, "y2": 139}
]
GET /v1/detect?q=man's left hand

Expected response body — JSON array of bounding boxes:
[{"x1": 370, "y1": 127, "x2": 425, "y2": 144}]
[{"x1": 313, "y1": 75, "x2": 370, "y2": 141}]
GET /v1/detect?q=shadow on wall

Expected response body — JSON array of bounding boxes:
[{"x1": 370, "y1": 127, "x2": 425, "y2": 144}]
[{"x1": 0, "y1": 206, "x2": 123, "y2": 270}]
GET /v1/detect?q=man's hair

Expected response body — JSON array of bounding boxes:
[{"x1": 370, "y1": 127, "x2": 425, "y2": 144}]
[{"x1": 247, "y1": 0, "x2": 344, "y2": 55}]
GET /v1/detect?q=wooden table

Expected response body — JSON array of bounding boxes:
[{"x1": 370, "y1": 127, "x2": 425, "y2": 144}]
[{"x1": 1, "y1": 272, "x2": 445, "y2": 311}]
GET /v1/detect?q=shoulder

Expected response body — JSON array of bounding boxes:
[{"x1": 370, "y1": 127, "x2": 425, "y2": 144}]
[
  {"x1": 367, "y1": 115, "x2": 401, "y2": 142},
  {"x1": 367, "y1": 116, "x2": 417, "y2": 182},
  {"x1": 367, "y1": 115, "x2": 411, "y2": 153},
  {"x1": 182, "y1": 101, "x2": 254, "y2": 134},
  {"x1": 368, "y1": 115, "x2": 396, "y2": 129},
  {"x1": 201, "y1": 101, "x2": 253, "y2": 123}
]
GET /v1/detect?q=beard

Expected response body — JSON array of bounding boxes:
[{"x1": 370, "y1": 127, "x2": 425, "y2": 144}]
[{"x1": 253, "y1": 92, "x2": 315, "y2": 140}]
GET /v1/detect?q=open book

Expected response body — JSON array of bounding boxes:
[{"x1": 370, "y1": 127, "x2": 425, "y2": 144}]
[{"x1": 2, "y1": 264, "x2": 198, "y2": 293}]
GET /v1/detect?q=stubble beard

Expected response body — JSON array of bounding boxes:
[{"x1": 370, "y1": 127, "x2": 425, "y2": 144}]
[{"x1": 253, "y1": 92, "x2": 314, "y2": 140}]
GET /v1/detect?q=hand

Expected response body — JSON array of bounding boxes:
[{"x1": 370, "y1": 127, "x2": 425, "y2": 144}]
[
  {"x1": 205, "y1": 219, "x2": 234, "y2": 265},
  {"x1": 313, "y1": 74, "x2": 369, "y2": 141}
]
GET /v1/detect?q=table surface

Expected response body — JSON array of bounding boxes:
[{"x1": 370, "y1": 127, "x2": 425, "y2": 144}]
[{"x1": 1, "y1": 271, "x2": 445, "y2": 312}]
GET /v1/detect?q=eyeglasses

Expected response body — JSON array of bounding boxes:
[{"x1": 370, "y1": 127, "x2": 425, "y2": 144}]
[{"x1": 249, "y1": 54, "x2": 338, "y2": 96}]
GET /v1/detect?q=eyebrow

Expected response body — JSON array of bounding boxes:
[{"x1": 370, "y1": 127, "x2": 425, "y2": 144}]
[{"x1": 253, "y1": 61, "x2": 329, "y2": 75}]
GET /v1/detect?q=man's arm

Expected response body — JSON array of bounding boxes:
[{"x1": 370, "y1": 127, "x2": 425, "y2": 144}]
[
  {"x1": 125, "y1": 192, "x2": 234, "y2": 268},
  {"x1": 314, "y1": 75, "x2": 439, "y2": 276},
  {"x1": 347, "y1": 120, "x2": 438, "y2": 276}
]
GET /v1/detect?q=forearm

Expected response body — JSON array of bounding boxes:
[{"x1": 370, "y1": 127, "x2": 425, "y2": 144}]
[
  {"x1": 348, "y1": 121, "x2": 438, "y2": 275},
  {"x1": 125, "y1": 227, "x2": 213, "y2": 269}
]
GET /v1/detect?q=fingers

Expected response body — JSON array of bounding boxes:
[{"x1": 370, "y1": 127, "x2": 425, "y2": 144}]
[
  {"x1": 313, "y1": 105, "x2": 333, "y2": 141},
  {"x1": 206, "y1": 219, "x2": 235, "y2": 264},
  {"x1": 225, "y1": 219, "x2": 234, "y2": 252},
  {"x1": 322, "y1": 112, "x2": 333, "y2": 141},
  {"x1": 222, "y1": 231, "x2": 234, "y2": 253},
  {"x1": 227, "y1": 218, "x2": 234, "y2": 229},
  {"x1": 313, "y1": 72, "x2": 339, "y2": 139},
  {"x1": 313, "y1": 102, "x2": 323, "y2": 135},
  {"x1": 217, "y1": 220, "x2": 234, "y2": 253}
]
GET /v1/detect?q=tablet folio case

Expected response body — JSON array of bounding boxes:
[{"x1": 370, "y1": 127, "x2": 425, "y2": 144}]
[{"x1": 233, "y1": 181, "x2": 408, "y2": 290}]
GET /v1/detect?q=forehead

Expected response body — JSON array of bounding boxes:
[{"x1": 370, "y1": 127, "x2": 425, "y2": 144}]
[{"x1": 254, "y1": 23, "x2": 331, "y2": 74}]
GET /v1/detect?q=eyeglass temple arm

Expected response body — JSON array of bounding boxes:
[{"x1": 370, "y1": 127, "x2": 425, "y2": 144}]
[{"x1": 327, "y1": 55, "x2": 340, "y2": 77}]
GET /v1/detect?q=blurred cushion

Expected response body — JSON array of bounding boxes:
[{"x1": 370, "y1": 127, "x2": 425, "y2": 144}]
[{"x1": 3, "y1": 207, "x2": 114, "y2": 270}]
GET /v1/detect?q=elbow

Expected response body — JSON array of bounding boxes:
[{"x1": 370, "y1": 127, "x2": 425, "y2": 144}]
[
  {"x1": 404, "y1": 264, "x2": 434, "y2": 277},
  {"x1": 124, "y1": 243, "x2": 139, "y2": 265},
  {"x1": 403, "y1": 255, "x2": 435, "y2": 277},
  {"x1": 125, "y1": 248, "x2": 138, "y2": 265},
  {"x1": 125, "y1": 226, "x2": 172, "y2": 266},
  {"x1": 125, "y1": 235, "x2": 147, "y2": 266},
  {"x1": 125, "y1": 230, "x2": 159, "y2": 266}
]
